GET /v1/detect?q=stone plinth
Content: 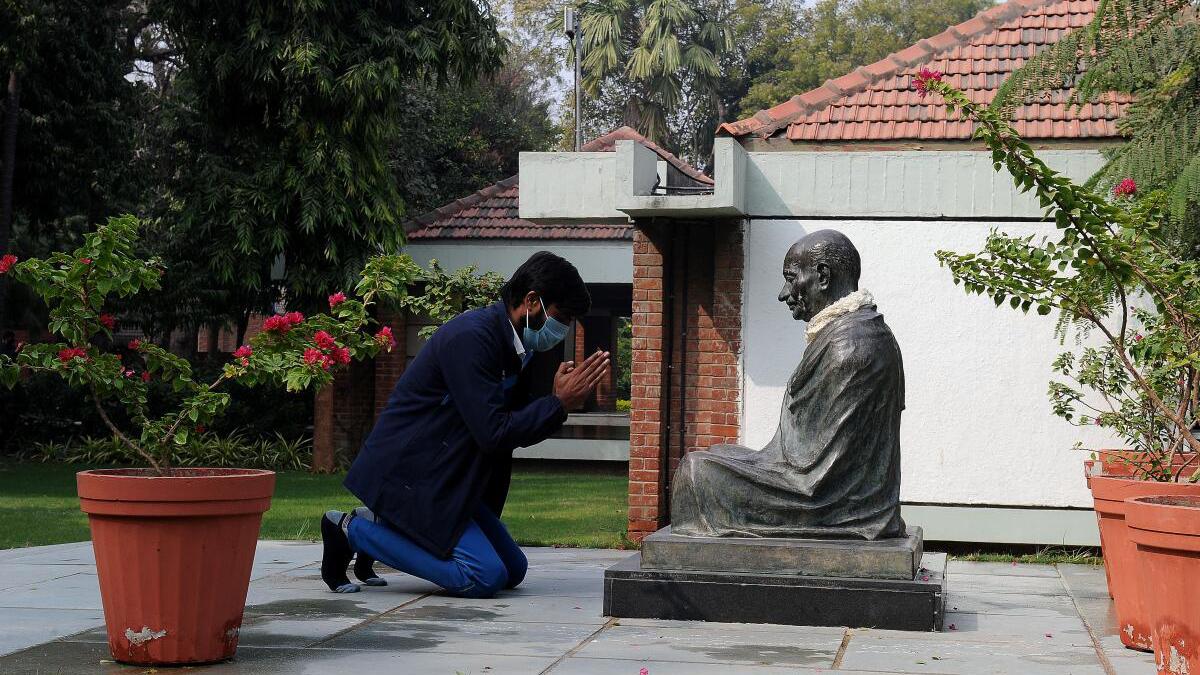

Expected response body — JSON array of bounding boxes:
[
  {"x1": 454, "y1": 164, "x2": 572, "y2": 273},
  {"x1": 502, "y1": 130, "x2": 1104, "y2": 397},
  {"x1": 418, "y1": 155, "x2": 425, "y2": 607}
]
[
  {"x1": 604, "y1": 527, "x2": 946, "y2": 631},
  {"x1": 641, "y1": 526, "x2": 924, "y2": 580}
]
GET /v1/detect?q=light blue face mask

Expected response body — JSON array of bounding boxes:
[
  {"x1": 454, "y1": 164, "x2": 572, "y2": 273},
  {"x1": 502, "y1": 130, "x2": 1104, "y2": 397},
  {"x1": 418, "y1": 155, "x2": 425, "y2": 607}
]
[{"x1": 523, "y1": 308, "x2": 570, "y2": 353}]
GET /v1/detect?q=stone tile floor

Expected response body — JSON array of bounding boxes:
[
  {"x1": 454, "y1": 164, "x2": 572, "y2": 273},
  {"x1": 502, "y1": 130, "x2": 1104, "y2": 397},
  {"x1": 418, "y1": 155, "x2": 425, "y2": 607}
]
[{"x1": 0, "y1": 541, "x2": 1155, "y2": 674}]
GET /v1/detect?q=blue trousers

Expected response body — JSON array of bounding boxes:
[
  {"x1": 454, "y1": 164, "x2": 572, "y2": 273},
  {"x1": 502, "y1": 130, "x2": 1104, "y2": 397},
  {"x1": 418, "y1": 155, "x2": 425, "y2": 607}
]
[{"x1": 347, "y1": 504, "x2": 527, "y2": 599}]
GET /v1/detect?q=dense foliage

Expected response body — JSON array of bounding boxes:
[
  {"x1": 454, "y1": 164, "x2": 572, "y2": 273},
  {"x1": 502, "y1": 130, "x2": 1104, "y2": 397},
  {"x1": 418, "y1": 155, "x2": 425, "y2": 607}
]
[
  {"x1": 0, "y1": 216, "x2": 421, "y2": 471},
  {"x1": 995, "y1": 0, "x2": 1200, "y2": 252},
  {"x1": 922, "y1": 74, "x2": 1200, "y2": 481},
  {"x1": 152, "y1": 0, "x2": 507, "y2": 312}
]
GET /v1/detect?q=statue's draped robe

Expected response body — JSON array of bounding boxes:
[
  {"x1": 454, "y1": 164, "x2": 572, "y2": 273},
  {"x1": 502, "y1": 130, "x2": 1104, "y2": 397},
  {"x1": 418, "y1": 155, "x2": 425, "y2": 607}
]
[{"x1": 671, "y1": 307, "x2": 906, "y2": 540}]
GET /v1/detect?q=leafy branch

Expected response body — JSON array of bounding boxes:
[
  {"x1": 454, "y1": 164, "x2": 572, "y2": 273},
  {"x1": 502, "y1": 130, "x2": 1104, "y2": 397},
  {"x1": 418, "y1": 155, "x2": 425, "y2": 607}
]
[{"x1": 919, "y1": 73, "x2": 1200, "y2": 478}]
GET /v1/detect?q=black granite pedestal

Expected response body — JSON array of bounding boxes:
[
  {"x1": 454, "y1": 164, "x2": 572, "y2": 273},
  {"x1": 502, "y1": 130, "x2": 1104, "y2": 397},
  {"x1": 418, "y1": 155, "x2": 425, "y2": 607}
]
[{"x1": 603, "y1": 527, "x2": 946, "y2": 630}]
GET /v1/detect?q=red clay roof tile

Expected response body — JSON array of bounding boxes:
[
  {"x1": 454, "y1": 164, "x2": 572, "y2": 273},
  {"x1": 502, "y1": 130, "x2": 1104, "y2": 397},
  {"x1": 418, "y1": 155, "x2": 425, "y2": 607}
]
[{"x1": 717, "y1": 0, "x2": 1128, "y2": 142}]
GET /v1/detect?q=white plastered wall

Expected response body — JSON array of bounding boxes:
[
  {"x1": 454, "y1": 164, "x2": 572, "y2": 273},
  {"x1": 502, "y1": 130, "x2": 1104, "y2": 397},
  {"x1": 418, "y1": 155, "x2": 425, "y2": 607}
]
[
  {"x1": 737, "y1": 149, "x2": 1122, "y2": 544},
  {"x1": 742, "y1": 218, "x2": 1118, "y2": 509}
]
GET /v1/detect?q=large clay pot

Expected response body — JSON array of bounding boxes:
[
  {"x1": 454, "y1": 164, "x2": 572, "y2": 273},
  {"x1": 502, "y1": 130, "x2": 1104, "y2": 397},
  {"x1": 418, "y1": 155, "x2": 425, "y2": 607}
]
[
  {"x1": 77, "y1": 468, "x2": 275, "y2": 665},
  {"x1": 1127, "y1": 495, "x2": 1200, "y2": 675},
  {"x1": 1089, "y1": 475, "x2": 1200, "y2": 651},
  {"x1": 1085, "y1": 450, "x2": 1196, "y2": 480}
]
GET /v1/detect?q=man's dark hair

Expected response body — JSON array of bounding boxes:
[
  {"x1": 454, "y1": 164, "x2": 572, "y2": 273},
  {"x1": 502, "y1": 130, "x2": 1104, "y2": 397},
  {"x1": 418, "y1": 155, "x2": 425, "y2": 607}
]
[{"x1": 501, "y1": 251, "x2": 591, "y2": 318}]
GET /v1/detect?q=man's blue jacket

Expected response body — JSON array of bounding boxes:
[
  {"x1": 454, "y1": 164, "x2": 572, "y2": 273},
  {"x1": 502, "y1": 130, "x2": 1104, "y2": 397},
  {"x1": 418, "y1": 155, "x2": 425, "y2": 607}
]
[{"x1": 344, "y1": 301, "x2": 567, "y2": 558}]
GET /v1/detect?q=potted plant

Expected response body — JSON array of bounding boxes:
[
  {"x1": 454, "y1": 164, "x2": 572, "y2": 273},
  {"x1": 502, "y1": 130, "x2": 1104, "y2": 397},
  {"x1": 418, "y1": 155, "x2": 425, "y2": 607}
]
[
  {"x1": 917, "y1": 71, "x2": 1200, "y2": 661},
  {"x1": 0, "y1": 216, "x2": 418, "y2": 665}
]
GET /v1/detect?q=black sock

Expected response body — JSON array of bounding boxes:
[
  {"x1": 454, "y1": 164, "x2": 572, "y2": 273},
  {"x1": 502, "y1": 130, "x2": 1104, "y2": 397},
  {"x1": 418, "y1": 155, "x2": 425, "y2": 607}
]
[
  {"x1": 353, "y1": 553, "x2": 387, "y2": 586},
  {"x1": 350, "y1": 507, "x2": 386, "y2": 586},
  {"x1": 320, "y1": 511, "x2": 359, "y2": 593}
]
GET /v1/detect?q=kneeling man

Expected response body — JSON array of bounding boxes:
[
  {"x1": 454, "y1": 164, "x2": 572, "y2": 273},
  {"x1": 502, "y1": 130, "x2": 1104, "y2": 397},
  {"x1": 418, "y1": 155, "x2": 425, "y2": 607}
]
[{"x1": 322, "y1": 252, "x2": 609, "y2": 596}]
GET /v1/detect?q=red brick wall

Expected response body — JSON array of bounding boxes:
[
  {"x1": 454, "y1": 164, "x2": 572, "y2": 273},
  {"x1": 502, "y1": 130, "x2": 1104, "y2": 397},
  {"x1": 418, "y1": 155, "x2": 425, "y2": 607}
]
[
  {"x1": 627, "y1": 221, "x2": 743, "y2": 541},
  {"x1": 312, "y1": 309, "x2": 409, "y2": 472}
]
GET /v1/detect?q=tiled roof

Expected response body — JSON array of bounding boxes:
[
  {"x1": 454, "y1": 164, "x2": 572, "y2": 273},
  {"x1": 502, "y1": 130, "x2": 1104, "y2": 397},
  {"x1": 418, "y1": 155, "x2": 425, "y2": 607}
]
[
  {"x1": 582, "y1": 126, "x2": 714, "y2": 185},
  {"x1": 407, "y1": 127, "x2": 709, "y2": 241},
  {"x1": 717, "y1": 0, "x2": 1130, "y2": 142},
  {"x1": 406, "y1": 175, "x2": 632, "y2": 240}
]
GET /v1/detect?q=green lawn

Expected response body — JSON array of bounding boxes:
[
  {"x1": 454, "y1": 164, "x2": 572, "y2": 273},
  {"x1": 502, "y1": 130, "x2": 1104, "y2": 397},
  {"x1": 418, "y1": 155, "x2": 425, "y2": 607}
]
[{"x1": 0, "y1": 462, "x2": 630, "y2": 550}]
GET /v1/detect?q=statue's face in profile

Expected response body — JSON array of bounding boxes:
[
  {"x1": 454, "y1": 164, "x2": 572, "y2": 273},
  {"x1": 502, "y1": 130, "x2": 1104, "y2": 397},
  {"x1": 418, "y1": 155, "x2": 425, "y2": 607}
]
[{"x1": 778, "y1": 250, "x2": 821, "y2": 322}]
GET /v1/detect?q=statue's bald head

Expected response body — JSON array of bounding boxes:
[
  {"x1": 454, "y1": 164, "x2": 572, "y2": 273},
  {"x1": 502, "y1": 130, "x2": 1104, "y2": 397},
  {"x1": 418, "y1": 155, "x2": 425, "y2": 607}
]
[{"x1": 779, "y1": 230, "x2": 861, "y2": 322}]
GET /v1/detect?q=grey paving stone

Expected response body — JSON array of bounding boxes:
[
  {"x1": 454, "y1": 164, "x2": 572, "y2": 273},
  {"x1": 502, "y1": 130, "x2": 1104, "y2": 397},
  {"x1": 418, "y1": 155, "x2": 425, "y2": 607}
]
[
  {"x1": 1107, "y1": 651, "x2": 1159, "y2": 675},
  {"x1": 1057, "y1": 564, "x2": 1112, "y2": 600},
  {"x1": 839, "y1": 631, "x2": 1106, "y2": 674},
  {"x1": 393, "y1": 593, "x2": 607, "y2": 625},
  {"x1": 0, "y1": 572, "x2": 102, "y2": 610},
  {"x1": 0, "y1": 640, "x2": 557, "y2": 675},
  {"x1": 320, "y1": 616, "x2": 601, "y2": 656},
  {"x1": 549, "y1": 656, "x2": 881, "y2": 674},
  {"x1": 1073, "y1": 596, "x2": 1121, "y2": 636},
  {"x1": 244, "y1": 569, "x2": 432, "y2": 611},
  {"x1": 1, "y1": 543, "x2": 95, "y2": 566},
  {"x1": 0, "y1": 564, "x2": 97, "y2": 592},
  {"x1": 510, "y1": 570, "x2": 605, "y2": 598},
  {"x1": 946, "y1": 560, "x2": 1060, "y2": 577},
  {"x1": 0, "y1": 608, "x2": 104, "y2": 658},
  {"x1": 945, "y1": 590, "x2": 1079, "y2": 617},
  {"x1": 234, "y1": 613, "x2": 370, "y2": 647},
  {"x1": 946, "y1": 573, "x2": 1069, "y2": 597},
  {"x1": 941, "y1": 611, "x2": 1092, "y2": 646},
  {"x1": 571, "y1": 622, "x2": 844, "y2": 667}
]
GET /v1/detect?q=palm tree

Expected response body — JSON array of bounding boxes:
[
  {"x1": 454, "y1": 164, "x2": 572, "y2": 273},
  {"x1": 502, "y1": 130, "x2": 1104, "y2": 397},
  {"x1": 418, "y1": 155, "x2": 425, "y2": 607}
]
[
  {"x1": 574, "y1": 0, "x2": 732, "y2": 149},
  {"x1": 996, "y1": 0, "x2": 1200, "y2": 251}
]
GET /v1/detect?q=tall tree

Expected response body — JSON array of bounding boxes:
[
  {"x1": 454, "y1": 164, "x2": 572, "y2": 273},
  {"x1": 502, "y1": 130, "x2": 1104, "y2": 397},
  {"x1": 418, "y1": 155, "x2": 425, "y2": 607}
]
[
  {"x1": 0, "y1": 0, "x2": 143, "y2": 329},
  {"x1": 151, "y1": 0, "x2": 508, "y2": 313},
  {"x1": 573, "y1": 0, "x2": 733, "y2": 150},
  {"x1": 996, "y1": 0, "x2": 1200, "y2": 252},
  {"x1": 392, "y1": 62, "x2": 561, "y2": 216}
]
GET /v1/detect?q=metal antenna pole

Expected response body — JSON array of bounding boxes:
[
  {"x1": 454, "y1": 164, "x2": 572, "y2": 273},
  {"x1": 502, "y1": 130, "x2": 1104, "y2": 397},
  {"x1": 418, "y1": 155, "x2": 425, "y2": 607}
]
[{"x1": 565, "y1": 7, "x2": 583, "y2": 151}]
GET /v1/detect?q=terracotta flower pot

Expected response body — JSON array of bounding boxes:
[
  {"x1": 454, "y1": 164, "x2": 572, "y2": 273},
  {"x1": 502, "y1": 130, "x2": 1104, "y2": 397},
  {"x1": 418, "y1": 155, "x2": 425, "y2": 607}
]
[
  {"x1": 77, "y1": 468, "x2": 275, "y2": 665},
  {"x1": 1127, "y1": 495, "x2": 1200, "y2": 675},
  {"x1": 1089, "y1": 475, "x2": 1200, "y2": 651}
]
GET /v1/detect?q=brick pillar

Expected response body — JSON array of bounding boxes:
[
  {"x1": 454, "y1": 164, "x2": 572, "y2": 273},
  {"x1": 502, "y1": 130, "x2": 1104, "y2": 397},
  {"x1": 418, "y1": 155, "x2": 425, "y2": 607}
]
[
  {"x1": 627, "y1": 221, "x2": 743, "y2": 542},
  {"x1": 312, "y1": 385, "x2": 335, "y2": 473},
  {"x1": 628, "y1": 226, "x2": 670, "y2": 541},
  {"x1": 373, "y1": 308, "x2": 408, "y2": 419},
  {"x1": 312, "y1": 308, "x2": 408, "y2": 472}
]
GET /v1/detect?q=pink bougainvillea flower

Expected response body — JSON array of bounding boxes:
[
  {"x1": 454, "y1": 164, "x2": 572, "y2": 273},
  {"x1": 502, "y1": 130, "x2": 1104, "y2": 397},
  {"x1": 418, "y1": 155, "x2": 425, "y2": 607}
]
[
  {"x1": 1113, "y1": 178, "x2": 1137, "y2": 198},
  {"x1": 141, "y1": 371, "x2": 152, "y2": 382},
  {"x1": 328, "y1": 291, "x2": 347, "y2": 308},
  {"x1": 332, "y1": 346, "x2": 351, "y2": 365},
  {"x1": 640, "y1": 668, "x2": 649, "y2": 675},
  {"x1": 303, "y1": 347, "x2": 323, "y2": 367},
  {"x1": 128, "y1": 339, "x2": 142, "y2": 350},
  {"x1": 57, "y1": 347, "x2": 88, "y2": 363},
  {"x1": 284, "y1": 311, "x2": 304, "y2": 326},
  {"x1": 234, "y1": 345, "x2": 253, "y2": 366},
  {"x1": 1135, "y1": 333, "x2": 1144, "y2": 342},
  {"x1": 80, "y1": 257, "x2": 93, "y2": 265},
  {"x1": 313, "y1": 330, "x2": 338, "y2": 351},
  {"x1": 913, "y1": 68, "x2": 944, "y2": 98},
  {"x1": 124, "y1": 369, "x2": 135, "y2": 378},
  {"x1": 0, "y1": 253, "x2": 17, "y2": 274},
  {"x1": 374, "y1": 326, "x2": 396, "y2": 350},
  {"x1": 98, "y1": 314, "x2": 116, "y2": 330},
  {"x1": 263, "y1": 315, "x2": 292, "y2": 333}
]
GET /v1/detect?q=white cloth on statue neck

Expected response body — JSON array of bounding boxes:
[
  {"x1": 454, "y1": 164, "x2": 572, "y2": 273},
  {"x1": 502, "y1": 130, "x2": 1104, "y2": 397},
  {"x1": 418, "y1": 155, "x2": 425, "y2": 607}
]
[{"x1": 805, "y1": 289, "x2": 875, "y2": 342}]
